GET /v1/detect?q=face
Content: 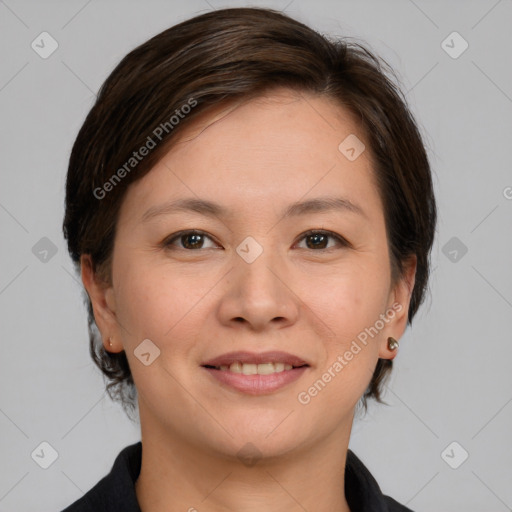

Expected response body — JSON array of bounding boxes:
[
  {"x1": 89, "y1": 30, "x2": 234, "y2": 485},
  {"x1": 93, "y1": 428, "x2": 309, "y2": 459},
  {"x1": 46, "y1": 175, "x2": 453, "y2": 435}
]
[{"x1": 84, "y1": 88, "x2": 415, "y2": 461}]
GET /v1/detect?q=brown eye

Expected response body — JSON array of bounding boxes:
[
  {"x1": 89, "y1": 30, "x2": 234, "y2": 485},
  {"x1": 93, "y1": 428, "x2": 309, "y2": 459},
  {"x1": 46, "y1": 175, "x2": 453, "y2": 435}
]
[
  {"x1": 162, "y1": 229, "x2": 349, "y2": 252},
  {"x1": 164, "y1": 230, "x2": 218, "y2": 250},
  {"x1": 296, "y1": 230, "x2": 348, "y2": 251}
]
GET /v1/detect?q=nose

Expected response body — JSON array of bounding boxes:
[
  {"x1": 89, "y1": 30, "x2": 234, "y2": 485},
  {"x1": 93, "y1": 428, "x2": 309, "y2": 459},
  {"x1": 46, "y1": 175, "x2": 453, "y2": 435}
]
[{"x1": 217, "y1": 250, "x2": 300, "y2": 332}]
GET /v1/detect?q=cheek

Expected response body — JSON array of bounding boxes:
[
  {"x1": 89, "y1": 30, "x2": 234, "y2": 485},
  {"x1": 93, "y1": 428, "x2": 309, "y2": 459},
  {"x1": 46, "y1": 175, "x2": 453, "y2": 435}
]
[
  {"x1": 113, "y1": 257, "x2": 193, "y2": 345},
  {"x1": 294, "y1": 262, "x2": 388, "y2": 408},
  {"x1": 302, "y1": 263, "x2": 389, "y2": 345},
  {"x1": 113, "y1": 263, "x2": 203, "y2": 397},
  {"x1": 298, "y1": 284, "x2": 383, "y2": 414}
]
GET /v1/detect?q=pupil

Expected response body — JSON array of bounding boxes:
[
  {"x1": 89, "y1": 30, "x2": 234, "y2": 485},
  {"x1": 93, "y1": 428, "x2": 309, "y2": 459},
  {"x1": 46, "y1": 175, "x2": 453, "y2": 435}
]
[
  {"x1": 184, "y1": 234, "x2": 203, "y2": 249},
  {"x1": 307, "y1": 233, "x2": 327, "y2": 249}
]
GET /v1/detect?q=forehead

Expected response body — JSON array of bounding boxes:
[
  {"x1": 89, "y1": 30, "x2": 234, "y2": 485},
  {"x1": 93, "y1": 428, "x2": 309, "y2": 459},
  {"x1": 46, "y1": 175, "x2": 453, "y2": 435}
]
[
  {"x1": 120, "y1": 88, "x2": 382, "y2": 222},
  {"x1": 171, "y1": 88, "x2": 366, "y2": 155}
]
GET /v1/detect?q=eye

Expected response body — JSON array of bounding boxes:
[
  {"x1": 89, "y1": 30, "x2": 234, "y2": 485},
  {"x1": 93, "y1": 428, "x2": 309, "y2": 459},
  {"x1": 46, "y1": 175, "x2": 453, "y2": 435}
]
[
  {"x1": 294, "y1": 229, "x2": 349, "y2": 251},
  {"x1": 163, "y1": 230, "x2": 219, "y2": 250},
  {"x1": 162, "y1": 229, "x2": 350, "y2": 252}
]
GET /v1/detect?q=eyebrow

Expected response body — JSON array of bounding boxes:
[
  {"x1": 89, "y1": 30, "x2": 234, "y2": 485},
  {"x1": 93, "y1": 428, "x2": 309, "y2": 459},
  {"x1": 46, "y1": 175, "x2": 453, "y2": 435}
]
[{"x1": 141, "y1": 196, "x2": 367, "y2": 223}]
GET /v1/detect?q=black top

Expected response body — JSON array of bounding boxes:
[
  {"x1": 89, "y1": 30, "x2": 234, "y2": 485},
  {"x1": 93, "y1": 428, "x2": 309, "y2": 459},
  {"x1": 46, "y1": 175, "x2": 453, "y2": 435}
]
[{"x1": 61, "y1": 442, "x2": 413, "y2": 512}]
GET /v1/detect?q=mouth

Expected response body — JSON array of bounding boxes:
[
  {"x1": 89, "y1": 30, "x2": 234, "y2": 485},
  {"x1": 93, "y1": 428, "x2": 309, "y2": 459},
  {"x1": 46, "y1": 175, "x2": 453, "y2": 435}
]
[
  {"x1": 202, "y1": 361, "x2": 308, "y2": 375},
  {"x1": 201, "y1": 351, "x2": 310, "y2": 395},
  {"x1": 201, "y1": 350, "x2": 309, "y2": 372}
]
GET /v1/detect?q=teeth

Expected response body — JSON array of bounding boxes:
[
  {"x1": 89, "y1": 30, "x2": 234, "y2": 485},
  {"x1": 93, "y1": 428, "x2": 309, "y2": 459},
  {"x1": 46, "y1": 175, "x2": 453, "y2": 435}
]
[
  {"x1": 220, "y1": 362, "x2": 295, "y2": 374},
  {"x1": 259, "y1": 363, "x2": 278, "y2": 375},
  {"x1": 230, "y1": 362, "x2": 243, "y2": 373}
]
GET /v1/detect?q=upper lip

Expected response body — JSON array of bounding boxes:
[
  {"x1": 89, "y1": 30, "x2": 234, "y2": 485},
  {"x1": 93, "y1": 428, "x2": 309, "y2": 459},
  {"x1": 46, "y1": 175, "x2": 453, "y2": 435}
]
[{"x1": 201, "y1": 351, "x2": 309, "y2": 367}]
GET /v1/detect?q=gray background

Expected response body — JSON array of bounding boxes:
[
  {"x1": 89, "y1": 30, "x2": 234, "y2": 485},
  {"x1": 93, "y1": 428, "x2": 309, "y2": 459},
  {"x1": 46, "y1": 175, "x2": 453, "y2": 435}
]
[{"x1": 1, "y1": 0, "x2": 511, "y2": 510}]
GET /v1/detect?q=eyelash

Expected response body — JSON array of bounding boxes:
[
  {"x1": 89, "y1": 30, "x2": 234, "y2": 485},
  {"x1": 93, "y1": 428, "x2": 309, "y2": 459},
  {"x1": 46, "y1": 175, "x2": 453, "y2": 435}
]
[{"x1": 162, "y1": 229, "x2": 350, "y2": 252}]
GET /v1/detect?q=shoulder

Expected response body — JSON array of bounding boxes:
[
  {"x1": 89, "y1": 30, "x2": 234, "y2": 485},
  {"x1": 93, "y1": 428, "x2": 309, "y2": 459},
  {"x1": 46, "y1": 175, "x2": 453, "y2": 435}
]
[
  {"x1": 383, "y1": 495, "x2": 415, "y2": 511},
  {"x1": 60, "y1": 442, "x2": 142, "y2": 512},
  {"x1": 60, "y1": 475, "x2": 111, "y2": 512},
  {"x1": 345, "y1": 449, "x2": 414, "y2": 512}
]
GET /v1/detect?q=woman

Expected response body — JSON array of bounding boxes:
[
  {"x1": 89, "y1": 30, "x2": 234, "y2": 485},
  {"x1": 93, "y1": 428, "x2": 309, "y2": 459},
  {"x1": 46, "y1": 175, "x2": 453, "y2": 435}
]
[{"x1": 61, "y1": 7, "x2": 436, "y2": 512}]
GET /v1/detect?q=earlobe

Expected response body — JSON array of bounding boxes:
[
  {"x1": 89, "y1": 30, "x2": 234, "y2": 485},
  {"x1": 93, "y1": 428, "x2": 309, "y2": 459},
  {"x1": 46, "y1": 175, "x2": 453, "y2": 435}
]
[
  {"x1": 379, "y1": 255, "x2": 417, "y2": 359},
  {"x1": 386, "y1": 336, "x2": 400, "y2": 360}
]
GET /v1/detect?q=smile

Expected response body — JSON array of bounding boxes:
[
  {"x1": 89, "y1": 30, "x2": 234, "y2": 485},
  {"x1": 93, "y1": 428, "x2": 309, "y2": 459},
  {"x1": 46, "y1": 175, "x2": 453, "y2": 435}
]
[
  {"x1": 201, "y1": 351, "x2": 310, "y2": 395},
  {"x1": 205, "y1": 361, "x2": 302, "y2": 375}
]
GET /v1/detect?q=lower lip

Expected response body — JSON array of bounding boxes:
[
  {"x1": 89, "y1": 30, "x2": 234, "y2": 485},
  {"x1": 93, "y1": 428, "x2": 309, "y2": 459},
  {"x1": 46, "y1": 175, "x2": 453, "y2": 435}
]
[{"x1": 202, "y1": 366, "x2": 308, "y2": 395}]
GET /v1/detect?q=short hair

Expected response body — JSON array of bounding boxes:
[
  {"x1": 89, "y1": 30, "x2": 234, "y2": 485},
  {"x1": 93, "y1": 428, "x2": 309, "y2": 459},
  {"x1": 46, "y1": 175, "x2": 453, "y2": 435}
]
[{"x1": 63, "y1": 7, "x2": 437, "y2": 416}]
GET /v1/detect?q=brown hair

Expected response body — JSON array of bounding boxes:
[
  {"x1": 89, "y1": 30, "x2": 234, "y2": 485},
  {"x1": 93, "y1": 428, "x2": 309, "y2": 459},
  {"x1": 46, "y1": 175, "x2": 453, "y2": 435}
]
[{"x1": 63, "y1": 7, "x2": 437, "y2": 416}]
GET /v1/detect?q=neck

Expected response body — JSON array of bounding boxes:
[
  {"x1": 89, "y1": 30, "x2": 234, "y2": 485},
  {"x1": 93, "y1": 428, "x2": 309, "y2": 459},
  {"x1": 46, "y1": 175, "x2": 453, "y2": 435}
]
[{"x1": 134, "y1": 410, "x2": 353, "y2": 512}]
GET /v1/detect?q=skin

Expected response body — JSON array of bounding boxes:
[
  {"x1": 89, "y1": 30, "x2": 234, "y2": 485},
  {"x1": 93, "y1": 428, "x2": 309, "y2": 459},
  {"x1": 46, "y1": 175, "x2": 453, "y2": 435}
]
[{"x1": 82, "y1": 87, "x2": 416, "y2": 512}]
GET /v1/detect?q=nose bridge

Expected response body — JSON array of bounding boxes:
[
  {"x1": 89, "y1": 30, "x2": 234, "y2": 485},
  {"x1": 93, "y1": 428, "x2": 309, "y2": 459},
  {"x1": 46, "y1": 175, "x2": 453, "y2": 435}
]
[
  {"x1": 221, "y1": 236, "x2": 298, "y2": 329},
  {"x1": 234, "y1": 235, "x2": 285, "y2": 301}
]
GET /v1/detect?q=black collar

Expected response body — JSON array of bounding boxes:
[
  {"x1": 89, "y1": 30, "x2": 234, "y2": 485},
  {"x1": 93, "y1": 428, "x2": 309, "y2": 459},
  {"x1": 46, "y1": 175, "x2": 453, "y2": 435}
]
[{"x1": 62, "y1": 442, "x2": 413, "y2": 512}]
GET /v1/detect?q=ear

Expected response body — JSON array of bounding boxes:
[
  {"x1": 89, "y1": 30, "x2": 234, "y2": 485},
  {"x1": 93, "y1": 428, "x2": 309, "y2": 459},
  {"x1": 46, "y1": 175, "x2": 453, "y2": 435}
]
[
  {"x1": 80, "y1": 254, "x2": 123, "y2": 353},
  {"x1": 378, "y1": 254, "x2": 417, "y2": 359}
]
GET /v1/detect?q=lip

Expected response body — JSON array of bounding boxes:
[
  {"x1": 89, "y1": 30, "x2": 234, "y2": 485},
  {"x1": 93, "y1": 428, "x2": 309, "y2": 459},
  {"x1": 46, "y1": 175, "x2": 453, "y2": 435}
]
[
  {"x1": 201, "y1": 351, "x2": 310, "y2": 396},
  {"x1": 201, "y1": 350, "x2": 309, "y2": 367},
  {"x1": 202, "y1": 365, "x2": 309, "y2": 395}
]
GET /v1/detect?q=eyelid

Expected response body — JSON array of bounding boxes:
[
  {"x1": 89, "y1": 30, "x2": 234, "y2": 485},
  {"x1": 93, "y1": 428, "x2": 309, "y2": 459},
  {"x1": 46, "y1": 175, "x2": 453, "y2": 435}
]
[{"x1": 162, "y1": 229, "x2": 350, "y2": 250}]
